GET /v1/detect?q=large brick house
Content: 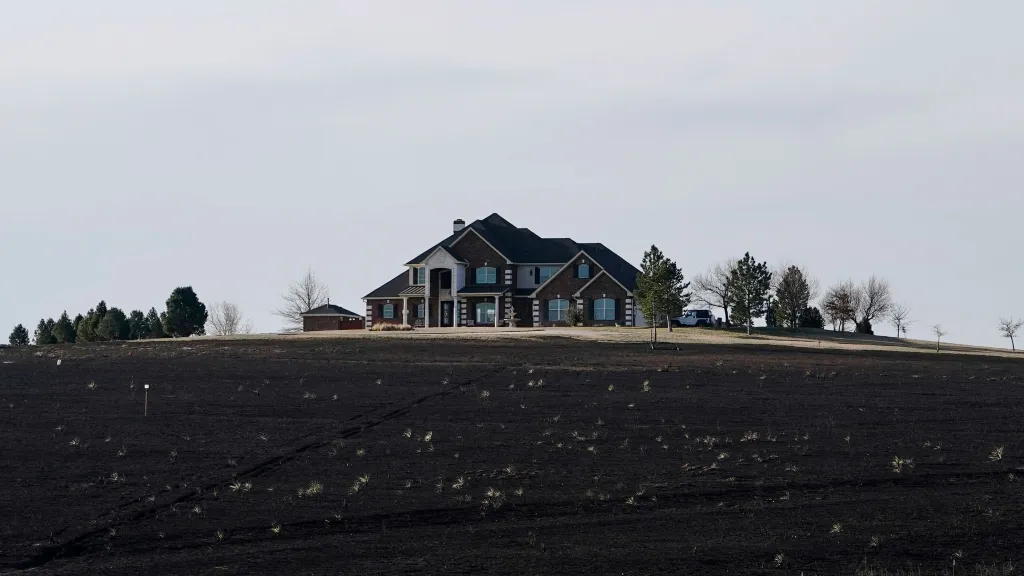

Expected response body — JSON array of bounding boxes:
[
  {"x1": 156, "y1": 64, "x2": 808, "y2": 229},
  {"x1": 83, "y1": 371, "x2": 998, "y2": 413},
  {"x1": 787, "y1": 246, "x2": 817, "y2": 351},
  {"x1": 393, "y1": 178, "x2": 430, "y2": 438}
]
[{"x1": 362, "y1": 214, "x2": 646, "y2": 329}]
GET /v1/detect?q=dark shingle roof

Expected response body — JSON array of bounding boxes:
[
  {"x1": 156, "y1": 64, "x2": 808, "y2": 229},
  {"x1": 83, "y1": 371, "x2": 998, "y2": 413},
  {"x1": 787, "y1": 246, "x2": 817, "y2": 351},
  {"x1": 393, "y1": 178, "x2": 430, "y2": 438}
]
[
  {"x1": 405, "y1": 214, "x2": 583, "y2": 265},
  {"x1": 301, "y1": 304, "x2": 363, "y2": 318},
  {"x1": 578, "y1": 242, "x2": 640, "y2": 292},
  {"x1": 363, "y1": 270, "x2": 411, "y2": 299},
  {"x1": 371, "y1": 214, "x2": 640, "y2": 299}
]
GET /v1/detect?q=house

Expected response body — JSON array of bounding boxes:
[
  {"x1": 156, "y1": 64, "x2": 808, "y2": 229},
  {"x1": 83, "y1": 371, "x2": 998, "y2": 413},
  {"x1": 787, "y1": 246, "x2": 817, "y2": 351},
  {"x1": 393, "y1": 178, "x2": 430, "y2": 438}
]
[
  {"x1": 301, "y1": 302, "x2": 364, "y2": 331},
  {"x1": 362, "y1": 213, "x2": 646, "y2": 329}
]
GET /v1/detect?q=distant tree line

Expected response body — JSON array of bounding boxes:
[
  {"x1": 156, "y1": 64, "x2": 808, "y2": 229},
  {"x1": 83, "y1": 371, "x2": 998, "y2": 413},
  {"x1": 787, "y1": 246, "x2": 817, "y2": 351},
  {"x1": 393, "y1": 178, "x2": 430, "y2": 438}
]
[
  {"x1": 688, "y1": 255, "x2": 907, "y2": 337},
  {"x1": 8, "y1": 286, "x2": 208, "y2": 346}
]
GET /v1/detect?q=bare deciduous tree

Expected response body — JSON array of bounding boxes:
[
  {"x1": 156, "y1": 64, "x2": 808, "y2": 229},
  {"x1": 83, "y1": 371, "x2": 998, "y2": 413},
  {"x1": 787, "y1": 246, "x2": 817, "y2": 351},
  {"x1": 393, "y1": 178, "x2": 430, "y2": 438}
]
[
  {"x1": 853, "y1": 275, "x2": 893, "y2": 334},
  {"x1": 274, "y1": 268, "x2": 329, "y2": 331},
  {"x1": 692, "y1": 260, "x2": 736, "y2": 326},
  {"x1": 889, "y1": 302, "x2": 912, "y2": 339},
  {"x1": 821, "y1": 280, "x2": 857, "y2": 331},
  {"x1": 932, "y1": 324, "x2": 947, "y2": 352},
  {"x1": 207, "y1": 301, "x2": 254, "y2": 336},
  {"x1": 998, "y1": 317, "x2": 1023, "y2": 351}
]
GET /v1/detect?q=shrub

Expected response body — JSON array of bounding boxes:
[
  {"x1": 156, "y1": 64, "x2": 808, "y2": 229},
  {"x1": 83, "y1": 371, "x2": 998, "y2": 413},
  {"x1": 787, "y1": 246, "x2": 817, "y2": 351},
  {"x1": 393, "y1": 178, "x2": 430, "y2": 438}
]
[
  {"x1": 369, "y1": 322, "x2": 413, "y2": 332},
  {"x1": 799, "y1": 306, "x2": 825, "y2": 329},
  {"x1": 565, "y1": 303, "x2": 584, "y2": 327}
]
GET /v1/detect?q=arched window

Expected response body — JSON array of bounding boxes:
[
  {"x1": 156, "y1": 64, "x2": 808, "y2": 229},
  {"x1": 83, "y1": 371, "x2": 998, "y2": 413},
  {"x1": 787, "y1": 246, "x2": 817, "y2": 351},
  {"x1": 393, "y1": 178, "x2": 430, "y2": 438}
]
[
  {"x1": 578, "y1": 264, "x2": 590, "y2": 279},
  {"x1": 594, "y1": 298, "x2": 616, "y2": 321},
  {"x1": 475, "y1": 266, "x2": 497, "y2": 284},
  {"x1": 548, "y1": 299, "x2": 569, "y2": 321}
]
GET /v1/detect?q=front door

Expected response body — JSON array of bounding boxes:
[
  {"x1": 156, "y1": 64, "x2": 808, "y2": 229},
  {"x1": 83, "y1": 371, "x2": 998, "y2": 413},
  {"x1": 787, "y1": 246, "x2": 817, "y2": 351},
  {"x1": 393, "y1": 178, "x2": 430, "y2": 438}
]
[{"x1": 441, "y1": 302, "x2": 453, "y2": 327}]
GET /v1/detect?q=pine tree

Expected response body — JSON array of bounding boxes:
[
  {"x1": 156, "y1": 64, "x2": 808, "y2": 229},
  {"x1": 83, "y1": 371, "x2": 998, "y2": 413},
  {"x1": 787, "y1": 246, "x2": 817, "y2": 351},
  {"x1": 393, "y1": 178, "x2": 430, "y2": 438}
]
[
  {"x1": 9, "y1": 324, "x2": 30, "y2": 346},
  {"x1": 95, "y1": 308, "x2": 130, "y2": 341},
  {"x1": 128, "y1": 310, "x2": 150, "y2": 340},
  {"x1": 163, "y1": 287, "x2": 208, "y2": 337},
  {"x1": 76, "y1": 310, "x2": 96, "y2": 343},
  {"x1": 635, "y1": 245, "x2": 691, "y2": 338},
  {"x1": 775, "y1": 266, "x2": 811, "y2": 328},
  {"x1": 147, "y1": 307, "x2": 167, "y2": 338},
  {"x1": 35, "y1": 318, "x2": 56, "y2": 345},
  {"x1": 52, "y1": 311, "x2": 76, "y2": 344},
  {"x1": 729, "y1": 253, "x2": 772, "y2": 335}
]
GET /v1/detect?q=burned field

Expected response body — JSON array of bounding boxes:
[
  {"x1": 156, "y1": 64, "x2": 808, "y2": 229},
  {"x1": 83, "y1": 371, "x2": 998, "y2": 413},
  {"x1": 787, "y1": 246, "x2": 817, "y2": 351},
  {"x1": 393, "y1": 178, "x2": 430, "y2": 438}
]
[{"x1": 1, "y1": 338, "x2": 1023, "y2": 575}]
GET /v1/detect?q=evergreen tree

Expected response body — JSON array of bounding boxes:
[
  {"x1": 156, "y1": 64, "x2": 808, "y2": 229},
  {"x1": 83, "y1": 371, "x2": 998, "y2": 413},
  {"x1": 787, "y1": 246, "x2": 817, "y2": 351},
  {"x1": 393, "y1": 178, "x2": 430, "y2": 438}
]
[
  {"x1": 91, "y1": 301, "x2": 108, "y2": 334},
  {"x1": 9, "y1": 324, "x2": 30, "y2": 346},
  {"x1": 35, "y1": 318, "x2": 56, "y2": 345},
  {"x1": 799, "y1": 306, "x2": 825, "y2": 329},
  {"x1": 73, "y1": 314, "x2": 84, "y2": 335},
  {"x1": 775, "y1": 266, "x2": 812, "y2": 328},
  {"x1": 163, "y1": 286, "x2": 208, "y2": 337},
  {"x1": 52, "y1": 311, "x2": 76, "y2": 344},
  {"x1": 146, "y1": 308, "x2": 167, "y2": 339},
  {"x1": 76, "y1": 309, "x2": 96, "y2": 343},
  {"x1": 128, "y1": 310, "x2": 150, "y2": 340},
  {"x1": 634, "y1": 245, "x2": 691, "y2": 336},
  {"x1": 95, "y1": 308, "x2": 130, "y2": 341},
  {"x1": 765, "y1": 298, "x2": 778, "y2": 328},
  {"x1": 729, "y1": 253, "x2": 772, "y2": 335}
]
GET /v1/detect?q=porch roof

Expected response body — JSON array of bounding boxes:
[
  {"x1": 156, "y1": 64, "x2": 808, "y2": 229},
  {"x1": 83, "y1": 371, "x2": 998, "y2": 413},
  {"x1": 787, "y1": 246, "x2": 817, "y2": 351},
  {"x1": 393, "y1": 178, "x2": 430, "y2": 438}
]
[{"x1": 399, "y1": 286, "x2": 425, "y2": 296}]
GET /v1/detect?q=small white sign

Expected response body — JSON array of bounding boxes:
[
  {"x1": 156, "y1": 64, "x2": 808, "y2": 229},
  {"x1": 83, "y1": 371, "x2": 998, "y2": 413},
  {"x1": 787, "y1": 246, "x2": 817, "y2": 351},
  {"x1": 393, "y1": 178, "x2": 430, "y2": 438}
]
[
  {"x1": 56, "y1": 359, "x2": 62, "y2": 366},
  {"x1": 144, "y1": 384, "x2": 150, "y2": 389}
]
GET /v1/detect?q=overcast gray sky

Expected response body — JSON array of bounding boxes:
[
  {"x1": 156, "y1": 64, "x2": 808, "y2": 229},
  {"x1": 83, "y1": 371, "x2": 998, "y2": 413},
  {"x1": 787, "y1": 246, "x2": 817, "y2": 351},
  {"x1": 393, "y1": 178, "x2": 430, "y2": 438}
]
[{"x1": 2, "y1": 1, "x2": 1021, "y2": 347}]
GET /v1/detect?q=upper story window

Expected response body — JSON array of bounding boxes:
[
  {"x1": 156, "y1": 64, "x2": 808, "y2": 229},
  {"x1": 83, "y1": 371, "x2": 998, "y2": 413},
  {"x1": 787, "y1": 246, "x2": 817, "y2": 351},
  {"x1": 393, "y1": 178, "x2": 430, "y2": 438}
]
[
  {"x1": 578, "y1": 264, "x2": 590, "y2": 279},
  {"x1": 538, "y1": 266, "x2": 559, "y2": 284},
  {"x1": 476, "y1": 266, "x2": 497, "y2": 284},
  {"x1": 414, "y1": 267, "x2": 426, "y2": 285},
  {"x1": 594, "y1": 298, "x2": 615, "y2": 321}
]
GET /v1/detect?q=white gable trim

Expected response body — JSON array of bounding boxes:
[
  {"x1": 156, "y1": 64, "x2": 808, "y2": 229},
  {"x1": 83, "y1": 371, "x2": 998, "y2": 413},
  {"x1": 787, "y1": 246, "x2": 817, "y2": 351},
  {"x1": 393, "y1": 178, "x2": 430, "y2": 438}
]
[
  {"x1": 572, "y1": 268, "x2": 633, "y2": 297},
  {"x1": 529, "y1": 250, "x2": 597, "y2": 297}
]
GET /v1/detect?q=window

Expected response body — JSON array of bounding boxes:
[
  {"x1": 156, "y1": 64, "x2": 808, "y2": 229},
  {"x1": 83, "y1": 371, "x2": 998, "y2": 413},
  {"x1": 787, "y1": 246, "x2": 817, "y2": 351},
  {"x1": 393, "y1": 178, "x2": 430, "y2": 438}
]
[
  {"x1": 538, "y1": 266, "x2": 559, "y2": 284},
  {"x1": 578, "y1": 264, "x2": 590, "y2": 279},
  {"x1": 382, "y1": 304, "x2": 395, "y2": 319},
  {"x1": 548, "y1": 299, "x2": 569, "y2": 321},
  {"x1": 476, "y1": 303, "x2": 496, "y2": 325},
  {"x1": 695, "y1": 310, "x2": 711, "y2": 319},
  {"x1": 416, "y1": 303, "x2": 425, "y2": 318},
  {"x1": 476, "y1": 266, "x2": 497, "y2": 284},
  {"x1": 414, "y1": 267, "x2": 426, "y2": 285},
  {"x1": 594, "y1": 298, "x2": 616, "y2": 321}
]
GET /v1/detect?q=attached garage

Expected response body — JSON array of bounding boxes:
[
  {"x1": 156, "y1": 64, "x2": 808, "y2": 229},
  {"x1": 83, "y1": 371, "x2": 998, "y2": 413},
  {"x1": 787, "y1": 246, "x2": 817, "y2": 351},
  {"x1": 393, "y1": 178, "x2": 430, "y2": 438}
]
[{"x1": 301, "y1": 303, "x2": 364, "y2": 331}]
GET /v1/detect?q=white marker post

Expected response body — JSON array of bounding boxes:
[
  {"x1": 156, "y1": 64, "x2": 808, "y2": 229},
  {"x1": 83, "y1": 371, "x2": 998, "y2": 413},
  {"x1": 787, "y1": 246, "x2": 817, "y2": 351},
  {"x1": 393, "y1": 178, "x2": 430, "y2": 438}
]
[{"x1": 144, "y1": 384, "x2": 149, "y2": 416}]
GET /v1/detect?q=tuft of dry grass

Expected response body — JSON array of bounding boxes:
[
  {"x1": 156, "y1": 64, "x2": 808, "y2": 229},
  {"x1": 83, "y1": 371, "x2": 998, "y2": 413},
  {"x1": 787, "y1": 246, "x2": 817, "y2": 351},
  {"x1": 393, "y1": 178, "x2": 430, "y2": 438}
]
[{"x1": 989, "y1": 446, "x2": 1005, "y2": 462}]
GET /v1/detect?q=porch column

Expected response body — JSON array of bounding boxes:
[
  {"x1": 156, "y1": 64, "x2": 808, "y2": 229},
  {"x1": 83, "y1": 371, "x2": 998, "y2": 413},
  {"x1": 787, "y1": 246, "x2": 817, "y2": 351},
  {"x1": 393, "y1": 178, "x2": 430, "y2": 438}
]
[
  {"x1": 402, "y1": 297, "x2": 409, "y2": 326},
  {"x1": 424, "y1": 266, "x2": 430, "y2": 328},
  {"x1": 452, "y1": 264, "x2": 459, "y2": 328},
  {"x1": 494, "y1": 295, "x2": 500, "y2": 327}
]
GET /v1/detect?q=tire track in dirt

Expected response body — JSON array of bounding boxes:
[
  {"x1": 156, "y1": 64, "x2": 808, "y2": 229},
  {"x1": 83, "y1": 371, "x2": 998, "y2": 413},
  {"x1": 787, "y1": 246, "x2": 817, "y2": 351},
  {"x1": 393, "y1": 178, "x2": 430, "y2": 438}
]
[{"x1": 16, "y1": 367, "x2": 506, "y2": 571}]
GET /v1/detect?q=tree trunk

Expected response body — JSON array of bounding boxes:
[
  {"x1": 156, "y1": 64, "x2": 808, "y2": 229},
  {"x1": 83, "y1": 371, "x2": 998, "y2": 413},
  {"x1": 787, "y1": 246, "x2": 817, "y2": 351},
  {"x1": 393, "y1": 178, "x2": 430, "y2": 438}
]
[
  {"x1": 1011, "y1": 335, "x2": 1015, "y2": 351},
  {"x1": 723, "y1": 305, "x2": 729, "y2": 328},
  {"x1": 936, "y1": 339, "x2": 940, "y2": 352},
  {"x1": 747, "y1": 318, "x2": 751, "y2": 336}
]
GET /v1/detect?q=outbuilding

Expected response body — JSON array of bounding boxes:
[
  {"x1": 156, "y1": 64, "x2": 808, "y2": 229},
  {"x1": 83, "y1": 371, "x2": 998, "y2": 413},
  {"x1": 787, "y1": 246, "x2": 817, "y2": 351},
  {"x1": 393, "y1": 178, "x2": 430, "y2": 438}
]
[{"x1": 301, "y1": 303, "x2": 364, "y2": 331}]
